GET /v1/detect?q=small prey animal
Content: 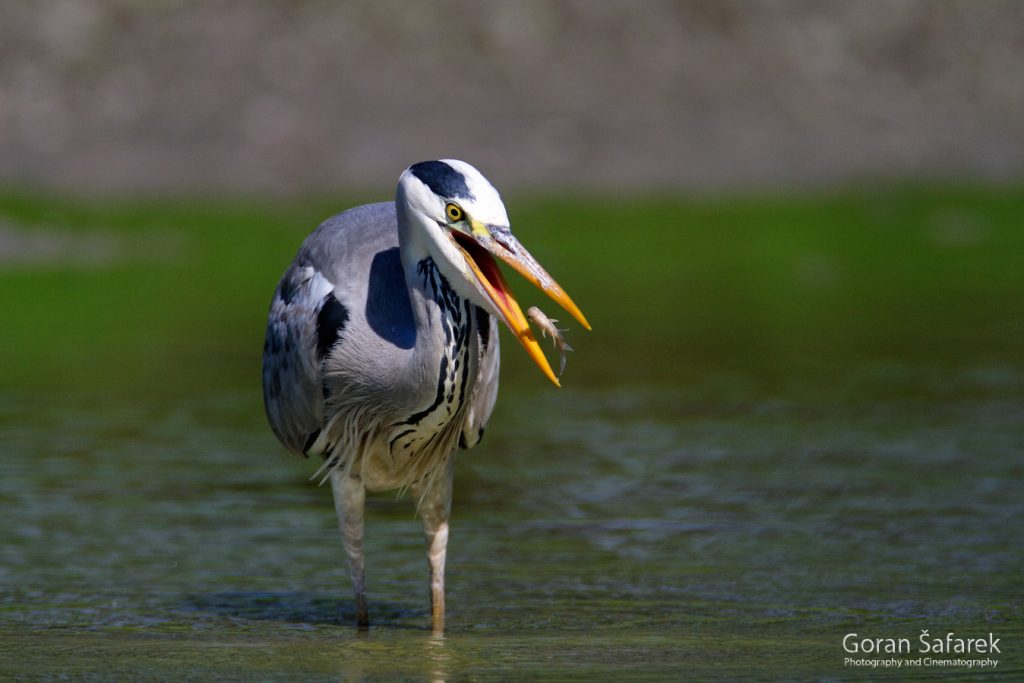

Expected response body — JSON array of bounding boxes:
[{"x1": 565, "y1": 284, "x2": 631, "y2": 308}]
[{"x1": 527, "y1": 305, "x2": 574, "y2": 377}]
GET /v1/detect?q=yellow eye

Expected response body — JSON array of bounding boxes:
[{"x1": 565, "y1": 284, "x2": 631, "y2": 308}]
[{"x1": 445, "y1": 203, "x2": 464, "y2": 222}]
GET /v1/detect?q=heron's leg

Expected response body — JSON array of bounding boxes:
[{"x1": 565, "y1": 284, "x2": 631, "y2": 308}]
[
  {"x1": 412, "y1": 457, "x2": 454, "y2": 633},
  {"x1": 329, "y1": 471, "x2": 368, "y2": 628}
]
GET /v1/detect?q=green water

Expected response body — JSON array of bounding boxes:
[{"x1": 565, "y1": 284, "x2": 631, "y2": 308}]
[{"x1": 1, "y1": 188, "x2": 1022, "y2": 679}]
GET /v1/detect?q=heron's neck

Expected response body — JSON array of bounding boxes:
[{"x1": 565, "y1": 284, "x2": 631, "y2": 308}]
[
  {"x1": 393, "y1": 205, "x2": 478, "y2": 441},
  {"x1": 397, "y1": 209, "x2": 429, "y2": 278},
  {"x1": 395, "y1": 214, "x2": 475, "y2": 431},
  {"x1": 397, "y1": 207, "x2": 433, "y2": 306},
  {"x1": 396, "y1": 206, "x2": 467, "y2": 350}
]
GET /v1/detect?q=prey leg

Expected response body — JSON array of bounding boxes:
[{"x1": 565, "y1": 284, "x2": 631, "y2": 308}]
[
  {"x1": 412, "y1": 457, "x2": 454, "y2": 633},
  {"x1": 329, "y1": 471, "x2": 368, "y2": 628}
]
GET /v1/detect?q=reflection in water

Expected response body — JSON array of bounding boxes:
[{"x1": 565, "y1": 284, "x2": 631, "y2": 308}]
[
  {"x1": 310, "y1": 628, "x2": 453, "y2": 681},
  {"x1": 426, "y1": 632, "x2": 450, "y2": 683}
]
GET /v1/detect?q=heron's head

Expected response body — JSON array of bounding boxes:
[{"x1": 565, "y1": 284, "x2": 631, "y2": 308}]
[{"x1": 397, "y1": 159, "x2": 590, "y2": 386}]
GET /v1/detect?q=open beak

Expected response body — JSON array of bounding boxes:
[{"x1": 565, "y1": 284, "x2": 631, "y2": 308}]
[{"x1": 449, "y1": 221, "x2": 590, "y2": 387}]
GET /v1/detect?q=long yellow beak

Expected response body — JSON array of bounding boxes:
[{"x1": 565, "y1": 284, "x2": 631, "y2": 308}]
[{"x1": 450, "y1": 221, "x2": 589, "y2": 386}]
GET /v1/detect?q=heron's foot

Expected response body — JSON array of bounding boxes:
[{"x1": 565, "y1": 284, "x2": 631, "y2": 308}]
[
  {"x1": 430, "y1": 586, "x2": 445, "y2": 633},
  {"x1": 355, "y1": 592, "x2": 369, "y2": 629}
]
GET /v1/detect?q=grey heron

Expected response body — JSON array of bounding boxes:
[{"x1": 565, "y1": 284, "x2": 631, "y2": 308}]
[{"x1": 261, "y1": 160, "x2": 589, "y2": 631}]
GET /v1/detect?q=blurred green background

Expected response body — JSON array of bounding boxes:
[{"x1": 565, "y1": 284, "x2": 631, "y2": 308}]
[{"x1": 2, "y1": 185, "x2": 1022, "y2": 399}]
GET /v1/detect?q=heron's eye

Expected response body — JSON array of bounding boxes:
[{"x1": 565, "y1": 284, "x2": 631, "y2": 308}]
[{"x1": 445, "y1": 203, "x2": 464, "y2": 222}]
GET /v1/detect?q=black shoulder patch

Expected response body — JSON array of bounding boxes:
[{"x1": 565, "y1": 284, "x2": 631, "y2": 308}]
[
  {"x1": 409, "y1": 160, "x2": 475, "y2": 200},
  {"x1": 366, "y1": 248, "x2": 416, "y2": 350},
  {"x1": 316, "y1": 293, "x2": 349, "y2": 361}
]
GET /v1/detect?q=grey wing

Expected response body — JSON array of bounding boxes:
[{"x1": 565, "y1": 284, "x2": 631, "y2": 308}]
[
  {"x1": 460, "y1": 307, "x2": 501, "y2": 449},
  {"x1": 262, "y1": 262, "x2": 336, "y2": 456}
]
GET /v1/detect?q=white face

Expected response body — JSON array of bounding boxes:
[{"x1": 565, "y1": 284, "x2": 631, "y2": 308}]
[
  {"x1": 398, "y1": 159, "x2": 509, "y2": 228},
  {"x1": 396, "y1": 159, "x2": 511, "y2": 308}
]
